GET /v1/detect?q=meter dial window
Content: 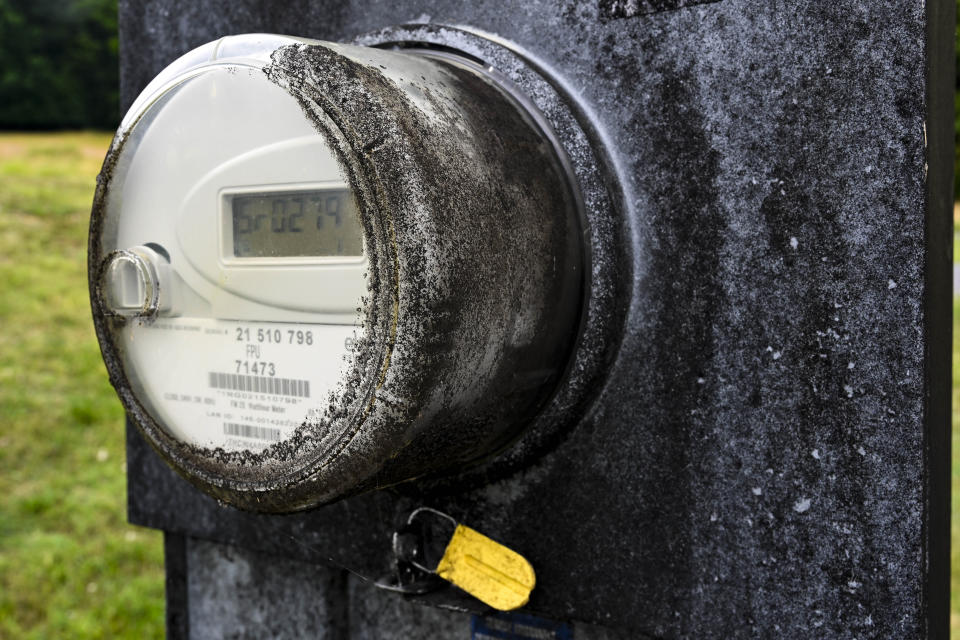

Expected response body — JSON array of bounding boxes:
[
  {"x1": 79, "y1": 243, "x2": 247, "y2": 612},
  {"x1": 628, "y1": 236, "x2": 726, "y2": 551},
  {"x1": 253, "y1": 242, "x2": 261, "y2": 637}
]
[{"x1": 223, "y1": 186, "x2": 364, "y2": 260}]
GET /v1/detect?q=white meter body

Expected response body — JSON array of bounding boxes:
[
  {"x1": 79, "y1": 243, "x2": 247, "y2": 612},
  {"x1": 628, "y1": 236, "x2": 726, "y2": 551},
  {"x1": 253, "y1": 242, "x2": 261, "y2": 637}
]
[{"x1": 91, "y1": 34, "x2": 585, "y2": 511}]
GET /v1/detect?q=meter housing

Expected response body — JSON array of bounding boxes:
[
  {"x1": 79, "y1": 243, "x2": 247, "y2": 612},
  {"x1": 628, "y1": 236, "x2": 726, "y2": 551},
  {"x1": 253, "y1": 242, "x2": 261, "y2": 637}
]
[{"x1": 90, "y1": 34, "x2": 586, "y2": 511}]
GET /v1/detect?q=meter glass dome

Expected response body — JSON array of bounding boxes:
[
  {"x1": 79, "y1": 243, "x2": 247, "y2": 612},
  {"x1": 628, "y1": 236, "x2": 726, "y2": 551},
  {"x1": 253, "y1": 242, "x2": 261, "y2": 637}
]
[
  {"x1": 94, "y1": 40, "x2": 368, "y2": 456},
  {"x1": 91, "y1": 34, "x2": 587, "y2": 511}
]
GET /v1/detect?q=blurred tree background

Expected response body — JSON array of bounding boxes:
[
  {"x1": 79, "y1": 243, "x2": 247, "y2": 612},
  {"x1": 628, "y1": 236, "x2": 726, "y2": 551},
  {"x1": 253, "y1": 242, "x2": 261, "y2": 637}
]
[{"x1": 0, "y1": 0, "x2": 118, "y2": 130}]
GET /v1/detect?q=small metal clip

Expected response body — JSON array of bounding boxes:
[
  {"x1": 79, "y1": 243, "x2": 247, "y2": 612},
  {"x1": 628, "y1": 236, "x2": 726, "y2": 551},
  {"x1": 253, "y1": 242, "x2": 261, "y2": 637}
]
[
  {"x1": 374, "y1": 507, "x2": 453, "y2": 595},
  {"x1": 375, "y1": 507, "x2": 536, "y2": 611}
]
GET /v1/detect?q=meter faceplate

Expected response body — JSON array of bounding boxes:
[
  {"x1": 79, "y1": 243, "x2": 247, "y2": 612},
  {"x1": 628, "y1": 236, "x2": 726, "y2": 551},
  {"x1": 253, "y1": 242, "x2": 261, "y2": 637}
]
[{"x1": 96, "y1": 57, "x2": 370, "y2": 462}]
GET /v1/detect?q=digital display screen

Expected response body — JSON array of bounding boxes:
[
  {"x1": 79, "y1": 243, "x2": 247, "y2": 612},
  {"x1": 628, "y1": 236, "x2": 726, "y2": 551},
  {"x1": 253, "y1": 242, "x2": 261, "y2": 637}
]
[{"x1": 231, "y1": 189, "x2": 363, "y2": 258}]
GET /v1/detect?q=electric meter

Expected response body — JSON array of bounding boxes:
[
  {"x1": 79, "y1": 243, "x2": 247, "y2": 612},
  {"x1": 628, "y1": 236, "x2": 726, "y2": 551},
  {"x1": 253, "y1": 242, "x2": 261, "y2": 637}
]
[{"x1": 90, "y1": 34, "x2": 585, "y2": 511}]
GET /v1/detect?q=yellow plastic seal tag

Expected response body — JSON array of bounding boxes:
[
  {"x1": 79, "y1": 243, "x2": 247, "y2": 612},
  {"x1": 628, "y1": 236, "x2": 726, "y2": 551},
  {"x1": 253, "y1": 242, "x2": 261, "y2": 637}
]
[{"x1": 434, "y1": 524, "x2": 536, "y2": 611}]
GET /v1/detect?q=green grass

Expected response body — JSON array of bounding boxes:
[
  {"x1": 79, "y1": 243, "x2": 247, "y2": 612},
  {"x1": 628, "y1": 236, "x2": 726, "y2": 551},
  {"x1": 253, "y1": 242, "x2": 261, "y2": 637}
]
[
  {"x1": 954, "y1": 203, "x2": 959, "y2": 266},
  {"x1": 954, "y1": 295, "x2": 960, "y2": 636},
  {"x1": 0, "y1": 132, "x2": 164, "y2": 639},
  {"x1": 955, "y1": 202, "x2": 960, "y2": 637}
]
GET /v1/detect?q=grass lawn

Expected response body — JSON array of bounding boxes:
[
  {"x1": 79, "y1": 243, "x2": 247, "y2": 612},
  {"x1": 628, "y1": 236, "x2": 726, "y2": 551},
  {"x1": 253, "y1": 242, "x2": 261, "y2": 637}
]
[
  {"x1": 954, "y1": 210, "x2": 960, "y2": 637},
  {"x1": 0, "y1": 132, "x2": 164, "y2": 638}
]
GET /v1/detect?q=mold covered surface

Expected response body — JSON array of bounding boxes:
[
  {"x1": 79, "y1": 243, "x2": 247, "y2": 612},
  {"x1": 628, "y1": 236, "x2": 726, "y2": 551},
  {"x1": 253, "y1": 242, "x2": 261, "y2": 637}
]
[
  {"x1": 118, "y1": 0, "x2": 945, "y2": 637},
  {"x1": 257, "y1": 40, "x2": 585, "y2": 504}
]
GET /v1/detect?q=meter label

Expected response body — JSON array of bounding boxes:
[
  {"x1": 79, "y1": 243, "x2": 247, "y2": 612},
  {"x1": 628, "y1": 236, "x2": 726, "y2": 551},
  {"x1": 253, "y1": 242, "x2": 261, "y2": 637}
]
[
  {"x1": 121, "y1": 318, "x2": 357, "y2": 451},
  {"x1": 471, "y1": 612, "x2": 572, "y2": 640}
]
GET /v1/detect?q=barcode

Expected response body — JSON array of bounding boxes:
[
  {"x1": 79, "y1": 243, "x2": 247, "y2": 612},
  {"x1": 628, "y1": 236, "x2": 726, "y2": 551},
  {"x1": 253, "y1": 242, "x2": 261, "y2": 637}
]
[
  {"x1": 208, "y1": 372, "x2": 310, "y2": 398},
  {"x1": 223, "y1": 422, "x2": 281, "y2": 442}
]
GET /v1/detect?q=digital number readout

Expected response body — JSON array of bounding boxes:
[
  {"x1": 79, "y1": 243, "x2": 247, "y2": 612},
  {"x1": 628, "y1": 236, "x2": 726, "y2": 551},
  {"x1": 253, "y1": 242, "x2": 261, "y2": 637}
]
[{"x1": 231, "y1": 189, "x2": 363, "y2": 258}]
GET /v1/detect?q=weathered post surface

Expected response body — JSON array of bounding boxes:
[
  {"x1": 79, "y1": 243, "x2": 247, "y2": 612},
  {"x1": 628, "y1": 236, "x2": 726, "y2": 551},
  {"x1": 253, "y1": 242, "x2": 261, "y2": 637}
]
[{"x1": 114, "y1": 1, "x2": 952, "y2": 637}]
